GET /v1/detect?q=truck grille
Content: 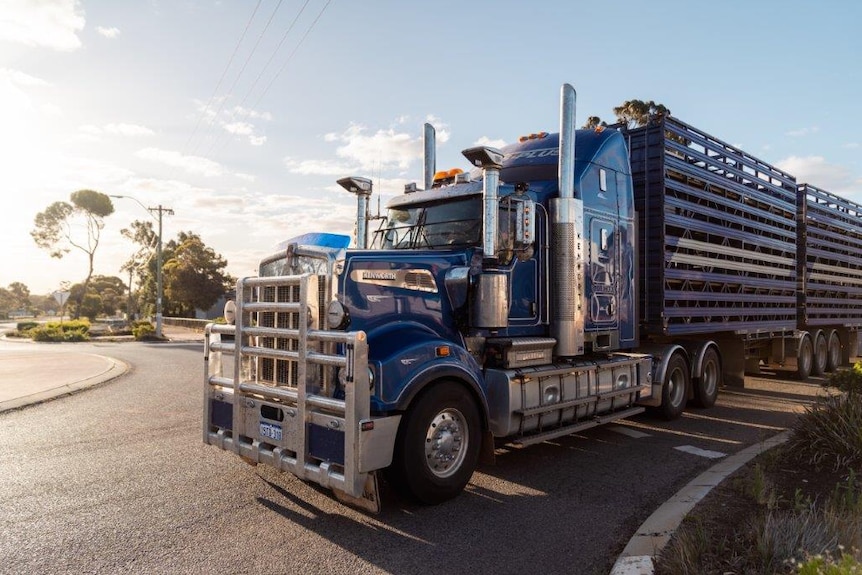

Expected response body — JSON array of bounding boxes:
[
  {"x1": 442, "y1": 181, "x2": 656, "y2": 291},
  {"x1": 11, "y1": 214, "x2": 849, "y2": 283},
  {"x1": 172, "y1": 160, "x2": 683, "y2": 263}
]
[{"x1": 251, "y1": 277, "x2": 329, "y2": 390}]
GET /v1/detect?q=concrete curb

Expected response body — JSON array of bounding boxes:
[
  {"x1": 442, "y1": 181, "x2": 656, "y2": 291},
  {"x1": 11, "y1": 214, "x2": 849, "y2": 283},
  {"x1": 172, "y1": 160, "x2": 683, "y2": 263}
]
[
  {"x1": 610, "y1": 429, "x2": 793, "y2": 575},
  {"x1": 0, "y1": 355, "x2": 129, "y2": 413}
]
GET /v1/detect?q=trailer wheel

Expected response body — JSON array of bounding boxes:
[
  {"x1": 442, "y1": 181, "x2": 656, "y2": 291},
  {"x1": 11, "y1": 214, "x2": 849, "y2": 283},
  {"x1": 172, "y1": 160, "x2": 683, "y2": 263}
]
[
  {"x1": 797, "y1": 334, "x2": 813, "y2": 380},
  {"x1": 387, "y1": 381, "x2": 481, "y2": 505},
  {"x1": 658, "y1": 353, "x2": 689, "y2": 420},
  {"x1": 826, "y1": 331, "x2": 841, "y2": 372},
  {"x1": 812, "y1": 332, "x2": 828, "y2": 376},
  {"x1": 691, "y1": 347, "x2": 721, "y2": 409}
]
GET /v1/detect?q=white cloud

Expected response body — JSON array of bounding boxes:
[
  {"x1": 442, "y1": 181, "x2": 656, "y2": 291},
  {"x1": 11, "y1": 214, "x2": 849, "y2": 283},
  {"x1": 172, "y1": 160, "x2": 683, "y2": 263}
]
[
  {"x1": 77, "y1": 122, "x2": 155, "y2": 141},
  {"x1": 325, "y1": 123, "x2": 422, "y2": 171},
  {"x1": 425, "y1": 115, "x2": 450, "y2": 143},
  {"x1": 0, "y1": 68, "x2": 52, "y2": 88},
  {"x1": 96, "y1": 26, "x2": 120, "y2": 39},
  {"x1": 222, "y1": 121, "x2": 266, "y2": 146},
  {"x1": 785, "y1": 126, "x2": 820, "y2": 138},
  {"x1": 284, "y1": 157, "x2": 357, "y2": 176},
  {"x1": 473, "y1": 135, "x2": 508, "y2": 149},
  {"x1": 105, "y1": 123, "x2": 154, "y2": 136},
  {"x1": 845, "y1": 142, "x2": 860, "y2": 149},
  {"x1": 777, "y1": 155, "x2": 862, "y2": 198},
  {"x1": 136, "y1": 147, "x2": 225, "y2": 177},
  {"x1": 0, "y1": 0, "x2": 86, "y2": 51},
  {"x1": 230, "y1": 106, "x2": 272, "y2": 121}
]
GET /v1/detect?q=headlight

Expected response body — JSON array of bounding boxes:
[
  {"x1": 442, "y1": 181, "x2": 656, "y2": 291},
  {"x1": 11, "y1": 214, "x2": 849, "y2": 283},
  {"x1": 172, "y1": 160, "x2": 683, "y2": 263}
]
[
  {"x1": 336, "y1": 365, "x2": 375, "y2": 392},
  {"x1": 223, "y1": 300, "x2": 236, "y2": 325},
  {"x1": 326, "y1": 300, "x2": 349, "y2": 329}
]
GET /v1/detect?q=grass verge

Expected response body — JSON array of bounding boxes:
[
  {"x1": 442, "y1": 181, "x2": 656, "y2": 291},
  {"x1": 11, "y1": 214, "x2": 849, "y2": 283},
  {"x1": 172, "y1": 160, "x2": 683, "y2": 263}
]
[{"x1": 655, "y1": 366, "x2": 862, "y2": 574}]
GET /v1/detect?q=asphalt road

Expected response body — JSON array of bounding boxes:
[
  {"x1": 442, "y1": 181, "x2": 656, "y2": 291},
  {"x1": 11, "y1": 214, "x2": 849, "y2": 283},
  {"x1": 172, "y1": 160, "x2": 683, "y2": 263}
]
[{"x1": 0, "y1": 338, "x2": 826, "y2": 575}]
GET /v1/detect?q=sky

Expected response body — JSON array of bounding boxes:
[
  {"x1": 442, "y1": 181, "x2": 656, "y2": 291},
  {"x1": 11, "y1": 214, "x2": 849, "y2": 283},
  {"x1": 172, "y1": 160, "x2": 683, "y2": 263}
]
[{"x1": 1, "y1": 0, "x2": 860, "y2": 296}]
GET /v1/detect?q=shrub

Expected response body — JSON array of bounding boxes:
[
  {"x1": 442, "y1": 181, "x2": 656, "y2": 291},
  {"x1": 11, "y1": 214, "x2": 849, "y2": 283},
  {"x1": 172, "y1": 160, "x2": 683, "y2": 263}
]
[
  {"x1": 788, "y1": 393, "x2": 862, "y2": 471},
  {"x1": 29, "y1": 322, "x2": 90, "y2": 342},
  {"x1": 16, "y1": 321, "x2": 38, "y2": 332},
  {"x1": 797, "y1": 552, "x2": 862, "y2": 574},
  {"x1": 132, "y1": 321, "x2": 157, "y2": 341},
  {"x1": 827, "y1": 362, "x2": 862, "y2": 396}
]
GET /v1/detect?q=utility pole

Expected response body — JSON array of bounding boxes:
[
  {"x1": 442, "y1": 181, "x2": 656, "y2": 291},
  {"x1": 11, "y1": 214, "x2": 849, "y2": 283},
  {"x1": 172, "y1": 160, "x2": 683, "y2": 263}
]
[
  {"x1": 151, "y1": 204, "x2": 174, "y2": 339},
  {"x1": 110, "y1": 195, "x2": 174, "y2": 338}
]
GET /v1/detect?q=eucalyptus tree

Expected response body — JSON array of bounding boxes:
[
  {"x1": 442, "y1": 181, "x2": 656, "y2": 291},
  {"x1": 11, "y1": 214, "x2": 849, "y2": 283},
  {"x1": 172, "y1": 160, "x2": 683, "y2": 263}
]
[{"x1": 31, "y1": 190, "x2": 114, "y2": 318}]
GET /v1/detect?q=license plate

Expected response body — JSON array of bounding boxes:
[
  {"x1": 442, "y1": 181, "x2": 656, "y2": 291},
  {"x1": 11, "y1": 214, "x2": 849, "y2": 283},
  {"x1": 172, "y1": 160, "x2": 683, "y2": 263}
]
[{"x1": 259, "y1": 421, "x2": 282, "y2": 441}]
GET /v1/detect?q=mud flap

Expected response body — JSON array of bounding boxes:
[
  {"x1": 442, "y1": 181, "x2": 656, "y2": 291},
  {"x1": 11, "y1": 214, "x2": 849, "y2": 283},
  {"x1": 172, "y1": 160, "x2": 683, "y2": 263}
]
[{"x1": 332, "y1": 472, "x2": 381, "y2": 514}]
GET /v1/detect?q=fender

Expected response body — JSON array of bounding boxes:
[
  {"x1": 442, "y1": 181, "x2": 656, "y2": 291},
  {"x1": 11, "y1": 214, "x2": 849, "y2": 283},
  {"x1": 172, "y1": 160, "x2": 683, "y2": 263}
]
[
  {"x1": 681, "y1": 340, "x2": 719, "y2": 384},
  {"x1": 635, "y1": 343, "x2": 689, "y2": 406},
  {"x1": 367, "y1": 322, "x2": 488, "y2": 426}
]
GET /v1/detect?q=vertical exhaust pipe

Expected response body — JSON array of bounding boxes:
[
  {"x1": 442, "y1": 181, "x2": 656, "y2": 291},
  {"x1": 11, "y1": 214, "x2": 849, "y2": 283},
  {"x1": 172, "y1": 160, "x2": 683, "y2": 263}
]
[
  {"x1": 337, "y1": 176, "x2": 373, "y2": 249},
  {"x1": 551, "y1": 83, "x2": 585, "y2": 356},
  {"x1": 423, "y1": 123, "x2": 436, "y2": 191}
]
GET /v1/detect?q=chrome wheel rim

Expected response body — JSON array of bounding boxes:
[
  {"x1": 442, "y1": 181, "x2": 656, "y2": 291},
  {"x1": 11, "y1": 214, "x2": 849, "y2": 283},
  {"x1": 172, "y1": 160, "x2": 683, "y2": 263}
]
[
  {"x1": 668, "y1": 367, "x2": 686, "y2": 407},
  {"x1": 424, "y1": 408, "x2": 468, "y2": 479},
  {"x1": 702, "y1": 359, "x2": 718, "y2": 397}
]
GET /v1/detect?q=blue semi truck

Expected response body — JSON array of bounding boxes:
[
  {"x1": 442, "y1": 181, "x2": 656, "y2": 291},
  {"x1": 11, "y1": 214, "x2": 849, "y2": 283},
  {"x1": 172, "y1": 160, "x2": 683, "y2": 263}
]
[{"x1": 203, "y1": 84, "x2": 862, "y2": 510}]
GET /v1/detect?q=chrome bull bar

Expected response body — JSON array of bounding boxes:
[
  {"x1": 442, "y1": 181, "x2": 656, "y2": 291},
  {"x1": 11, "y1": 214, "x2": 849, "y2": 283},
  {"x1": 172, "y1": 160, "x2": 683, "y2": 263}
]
[{"x1": 203, "y1": 275, "x2": 398, "y2": 505}]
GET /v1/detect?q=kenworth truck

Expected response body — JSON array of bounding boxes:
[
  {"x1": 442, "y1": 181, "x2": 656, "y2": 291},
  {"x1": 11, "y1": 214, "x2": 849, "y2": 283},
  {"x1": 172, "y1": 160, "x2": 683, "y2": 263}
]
[{"x1": 203, "y1": 83, "x2": 862, "y2": 511}]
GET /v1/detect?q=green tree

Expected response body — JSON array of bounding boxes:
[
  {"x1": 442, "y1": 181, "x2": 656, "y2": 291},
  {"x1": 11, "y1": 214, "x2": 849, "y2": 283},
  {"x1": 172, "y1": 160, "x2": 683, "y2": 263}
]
[
  {"x1": 119, "y1": 219, "x2": 158, "y2": 320},
  {"x1": 0, "y1": 283, "x2": 33, "y2": 318},
  {"x1": 582, "y1": 116, "x2": 608, "y2": 130},
  {"x1": 66, "y1": 275, "x2": 126, "y2": 319},
  {"x1": 162, "y1": 232, "x2": 234, "y2": 317},
  {"x1": 31, "y1": 190, "x2": 115, "y2": 318},
  {"x1": 612, "y1": 99, "x2": 671, "y2": 129},
  {"x1": 8, "y1": 282, "x2": 31, "y2": 310}
]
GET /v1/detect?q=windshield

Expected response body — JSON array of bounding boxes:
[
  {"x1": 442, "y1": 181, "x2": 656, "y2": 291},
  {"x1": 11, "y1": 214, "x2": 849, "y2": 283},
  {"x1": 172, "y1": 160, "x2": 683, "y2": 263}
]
[{"x1": 373, "y1": 197, "x2": 482, "y2": 249}]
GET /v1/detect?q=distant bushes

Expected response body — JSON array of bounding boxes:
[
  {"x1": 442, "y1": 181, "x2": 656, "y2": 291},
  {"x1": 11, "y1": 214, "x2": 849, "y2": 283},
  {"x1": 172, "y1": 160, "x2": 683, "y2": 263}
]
[{"x1": 28, "y1": 320, "x2": 90, "y2": 342}]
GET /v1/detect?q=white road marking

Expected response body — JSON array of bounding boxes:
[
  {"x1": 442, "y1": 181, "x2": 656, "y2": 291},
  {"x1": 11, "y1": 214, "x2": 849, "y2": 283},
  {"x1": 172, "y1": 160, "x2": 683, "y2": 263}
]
[
  {"x1": 607, "y1": 425, "x2": 651, "y2": 439},
  {"x1": 675, "y1": 445, "x2": 727, "y2": 459}
]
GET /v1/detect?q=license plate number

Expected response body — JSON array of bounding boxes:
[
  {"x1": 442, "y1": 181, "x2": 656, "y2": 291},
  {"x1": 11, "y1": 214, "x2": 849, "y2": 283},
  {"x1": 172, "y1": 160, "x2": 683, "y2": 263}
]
[{"x1": 260, "y1": 421, "x2": 282, "y2": 441}]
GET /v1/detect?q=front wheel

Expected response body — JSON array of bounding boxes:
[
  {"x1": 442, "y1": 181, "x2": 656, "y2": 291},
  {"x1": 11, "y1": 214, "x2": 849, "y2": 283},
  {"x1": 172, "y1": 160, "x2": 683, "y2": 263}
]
[{"x1": 387, "y1": 381, "x2": 481, "y2": 505}]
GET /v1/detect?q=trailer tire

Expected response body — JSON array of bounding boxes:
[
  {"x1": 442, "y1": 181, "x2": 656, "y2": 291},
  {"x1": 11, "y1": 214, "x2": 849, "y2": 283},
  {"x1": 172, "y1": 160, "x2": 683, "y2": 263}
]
[
  {"x1": 691, "y1": 347, "x2": 721, "y2": 409},
  {"x1": 813, "y1": 332, "x2": 828, "y2": 376},
  {"x1": 826, "y1": 331, "x2": 841, "y2": 372},
  {"x1": 387, "y1": 381, "x2": 481, "y2": 505},
  {"x1": 658, "y1": 353, "x2": 689, "y2": 420},
  {"x1": 797, "y1": 334, "x2": 813, "y2": 380}
]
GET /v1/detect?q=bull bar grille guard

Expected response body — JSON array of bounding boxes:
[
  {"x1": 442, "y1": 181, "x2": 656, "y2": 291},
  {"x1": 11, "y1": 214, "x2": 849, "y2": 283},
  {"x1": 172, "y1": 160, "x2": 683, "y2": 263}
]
[{"x1": 203, "y1": 274, "x2": 374, "y2": 498}]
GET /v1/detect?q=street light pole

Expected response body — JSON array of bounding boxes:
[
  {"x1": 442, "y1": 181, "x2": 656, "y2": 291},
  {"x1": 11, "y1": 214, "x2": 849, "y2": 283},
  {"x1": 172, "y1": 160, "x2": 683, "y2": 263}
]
[{"x1": 110, "y1": 195, "x2": 173, "y2": 339}]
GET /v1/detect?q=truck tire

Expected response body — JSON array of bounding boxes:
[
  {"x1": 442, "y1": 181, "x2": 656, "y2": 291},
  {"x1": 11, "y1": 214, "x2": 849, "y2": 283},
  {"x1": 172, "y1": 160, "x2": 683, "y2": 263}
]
[
  {"x1": 691, "y1": 346, "x2": 721, "y2": 409},
  {"x1": 797, "y1": 334, "x2": 813, "y2": 380},
  {"x1": 387, "y1": 381, "x2": 481, "y2": 505},
  {"x1": 658, "y1": 352, "x2": 689, "y2": 420},
  {"x1": 826, "y1": 331, "x2": 841, "y2": 372},
  {"x1": 812, "y1": 332, "x2": 827, "y2": 376}
]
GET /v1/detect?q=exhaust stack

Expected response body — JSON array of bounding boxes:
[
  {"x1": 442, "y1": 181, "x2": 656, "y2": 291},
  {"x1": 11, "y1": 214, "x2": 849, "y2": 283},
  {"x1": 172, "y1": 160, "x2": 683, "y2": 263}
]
[
  {"x1": 550, "y1": 83, "x2": 585, "y2": 357},
  {"x1": 423, "y1": 123, "x2": 436, "y2": 191},
  {"x1": 337, "y1": 176, "x2": 373, "y2": 249}
]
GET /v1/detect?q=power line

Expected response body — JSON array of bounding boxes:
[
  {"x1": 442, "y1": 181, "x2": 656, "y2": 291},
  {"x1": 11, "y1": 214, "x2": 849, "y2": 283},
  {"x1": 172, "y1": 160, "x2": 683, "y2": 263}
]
[
  {"x1": 251, "y1": 0, "x2": 333, "y2": 114},
  {"x1": 182, "y1": 0, "x2": 263, "y2": 155},
  {"x1": 218, "y1": 0, "x2": 334, "y2": 155},
  {"x1": 190, "y1": 0, "x2": 286, "y2": 157},
  {"x1": 203, "y1": 0, "x2": 315, "y2": 157}
]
